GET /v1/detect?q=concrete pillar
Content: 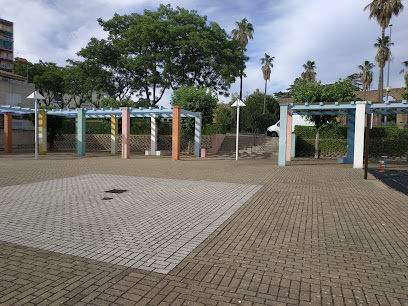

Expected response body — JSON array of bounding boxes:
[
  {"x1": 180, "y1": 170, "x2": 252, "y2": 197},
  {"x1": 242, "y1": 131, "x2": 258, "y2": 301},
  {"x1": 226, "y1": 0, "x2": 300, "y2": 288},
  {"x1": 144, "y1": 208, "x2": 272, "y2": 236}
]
[
  {"x1": 4, "y1": 112, "x2": 12, "y2": 153},
  {"x1": 339, "y1": 110, "x2": 356, "y2": 164},
  {"x1": 194, "y1": 113, "x2": 202, "y2": 157},
  {"x1": 396, "y1": 113, "x2": 408, "y2": 128},
  {"x1": 278, "y1": 103, "x2": 288, "y2": 166},
  {"x1": 76, "y1": 108, "x2": 86, "y2": 157},
  {"x1": 291, "y1": 134, "x2": 296, "y2": 158},
  {"x1": 111, "y1": 114, "x2": 118, "y2": 154},
  {"x1": 121, "y1": 107, "x2": 130, "y2": 159},
  {"x1": 345, "y1": 110, "x2": 355, "y2": 163},
  {"x1": 172, "y1": 106, "x2": 181, "y2": 161},
  {"x1": 38, "y1": 110, "x2": 47, "y2": 155},
  {"x1": 151, "y1": 114, "x2": 158, "y2": 153},
  {"x1": 353, "y1": 101, "x2": 366, "y2": 168},
  {"x1": 286, "y1": 110, "x2": 293, "y2": 162}
]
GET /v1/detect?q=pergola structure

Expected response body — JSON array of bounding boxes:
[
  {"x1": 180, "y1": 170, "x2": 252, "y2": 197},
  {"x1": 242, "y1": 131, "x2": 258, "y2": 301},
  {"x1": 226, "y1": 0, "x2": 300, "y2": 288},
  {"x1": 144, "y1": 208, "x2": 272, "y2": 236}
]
[
  {"x1": 0, "y1": 105, "x2": 203, "y2": 160},
  {"x1": 278, "y1": 100, "x2": 408, "y2": 167}
]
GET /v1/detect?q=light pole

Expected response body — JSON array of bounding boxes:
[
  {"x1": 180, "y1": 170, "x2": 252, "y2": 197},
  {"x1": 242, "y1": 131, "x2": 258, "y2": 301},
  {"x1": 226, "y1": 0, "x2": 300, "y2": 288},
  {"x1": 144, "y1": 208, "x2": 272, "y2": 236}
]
[
  {"x1": 384, "y1": 24, "x2": 392, "y2": 127},
  {"x1": 27, "y1": 91, "x2": 45, "y2": 160},
  {"x1": 231, "y1": 99, "x2": 246, "y2": 160}
]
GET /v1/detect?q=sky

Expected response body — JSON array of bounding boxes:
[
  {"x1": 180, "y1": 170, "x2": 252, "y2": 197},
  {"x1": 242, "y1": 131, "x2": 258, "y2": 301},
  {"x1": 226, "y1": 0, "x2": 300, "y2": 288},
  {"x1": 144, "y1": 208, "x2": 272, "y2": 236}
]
[{"x1": 4, "y1": 0, "x2": 408, "y2": 107}]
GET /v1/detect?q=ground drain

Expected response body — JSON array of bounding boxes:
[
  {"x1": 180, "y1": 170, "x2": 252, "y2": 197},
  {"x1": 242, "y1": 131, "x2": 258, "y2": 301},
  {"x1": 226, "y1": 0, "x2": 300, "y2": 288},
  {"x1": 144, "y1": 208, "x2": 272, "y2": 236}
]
[
  {"x1": 105, "y1": 189, "x2": 128, "y2": 194},
  {"x1": 102, "y1": 197, "x2": 113, "y2": 200}
]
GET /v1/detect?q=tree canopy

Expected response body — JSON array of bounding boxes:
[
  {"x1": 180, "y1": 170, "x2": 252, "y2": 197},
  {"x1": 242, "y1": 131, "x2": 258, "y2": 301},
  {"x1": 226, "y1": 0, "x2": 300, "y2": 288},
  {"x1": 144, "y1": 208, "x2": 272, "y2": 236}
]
[
  {"x1": 171, "y1": 86, "x2": 218, "y2": 139},
  {"x1": 292, "y1": 78, "x2": 357, "y2": 158},
  {"x1": 78, "y1": 4, "x2": 247, "y2": 107},
  {"x1": 14, "y1": 60, "x2": 64, "y2": 106}
]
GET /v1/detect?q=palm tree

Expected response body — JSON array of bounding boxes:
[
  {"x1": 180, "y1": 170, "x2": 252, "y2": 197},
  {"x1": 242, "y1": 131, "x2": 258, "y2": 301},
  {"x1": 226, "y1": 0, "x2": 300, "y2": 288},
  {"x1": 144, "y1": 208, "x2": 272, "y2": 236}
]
[
  {"x1": 364, "y1": 0, "x2": 404, "y2": 101},
  {"x1": 358, "y1": 61, "x2": 375, "y2": 100},
  {"x1": 301, "y1": 60, "x2": 317, "y2": 82},
  {"x1": 231, "y1": 18, "x2": 254, "y2": 101},
  {"x1": 400, "y1": 61, "x2": 408, "y2": 82},
  {"x1": 374, "y1": 36, "x2": 392, "y2": 101},
  {"x1": 260, "y1": 53, "x2": 274, "y2": 114}
]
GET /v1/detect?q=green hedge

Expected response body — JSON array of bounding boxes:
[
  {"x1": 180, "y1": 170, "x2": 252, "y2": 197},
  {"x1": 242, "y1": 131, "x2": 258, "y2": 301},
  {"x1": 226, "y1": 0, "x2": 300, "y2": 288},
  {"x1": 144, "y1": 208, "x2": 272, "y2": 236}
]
[
  {"x1": 202, "y1": 123, "x2": 227, "y2": 135},
  {"x1": 297, "y1": 139, "x2": 347, "y2": 155},
  {"x1": 297, "y1": 138, "x2": 408, "y2": 156},
  {"x1": 295, "y1": 125, "x2": 408, "y2": 139},
  {"x1": 294, "y1": 125, "x2": 348, "y2": 139}
]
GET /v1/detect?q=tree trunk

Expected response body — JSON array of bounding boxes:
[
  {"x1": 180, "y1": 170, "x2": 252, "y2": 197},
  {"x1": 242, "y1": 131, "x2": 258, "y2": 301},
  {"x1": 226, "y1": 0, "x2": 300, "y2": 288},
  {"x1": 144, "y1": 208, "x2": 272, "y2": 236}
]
[
  {"x1": 263, "y1": 79, "x2": 267, "y2": 114},
  {"x1": 240, "y1": 74, "x2": 243, "y2": 101},
  {"x1": 314, "y1": 129, "x2": 320, "y2": 159},
  {"x1": 378, "y1": 26, "x2": 385, "y2": 102}
]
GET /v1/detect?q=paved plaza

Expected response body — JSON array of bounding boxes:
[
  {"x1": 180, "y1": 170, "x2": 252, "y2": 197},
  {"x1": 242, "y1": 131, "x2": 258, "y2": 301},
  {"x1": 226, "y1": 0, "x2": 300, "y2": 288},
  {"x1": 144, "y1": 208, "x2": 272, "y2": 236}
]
[
  {"x1": 0, "y1": 153, "x2": 407, "y2": 305},
  {"x1": 0, "y1": 174, "x2": 260, "y2": 274}
]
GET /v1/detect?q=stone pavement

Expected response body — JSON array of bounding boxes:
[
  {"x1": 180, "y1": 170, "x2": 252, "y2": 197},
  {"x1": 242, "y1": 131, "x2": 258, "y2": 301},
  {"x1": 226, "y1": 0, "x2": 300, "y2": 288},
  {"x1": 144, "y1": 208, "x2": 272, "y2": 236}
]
[{"x1": 0, "y1": 153, "x2": 407, "y2": 305}]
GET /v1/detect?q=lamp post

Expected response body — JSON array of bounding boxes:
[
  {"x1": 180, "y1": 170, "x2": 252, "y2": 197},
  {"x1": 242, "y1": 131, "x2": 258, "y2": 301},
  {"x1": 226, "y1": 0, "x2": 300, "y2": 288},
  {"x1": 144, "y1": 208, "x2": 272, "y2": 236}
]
[
  {"x1": 27, "y1": 91, "x2": 45, "y2": 160},
  {"x1": 231, "y1": 99, "x2": 246, "y2": 160},
  {"x1": 384, "y1": 24, "x2": 392, "y2": 127}
]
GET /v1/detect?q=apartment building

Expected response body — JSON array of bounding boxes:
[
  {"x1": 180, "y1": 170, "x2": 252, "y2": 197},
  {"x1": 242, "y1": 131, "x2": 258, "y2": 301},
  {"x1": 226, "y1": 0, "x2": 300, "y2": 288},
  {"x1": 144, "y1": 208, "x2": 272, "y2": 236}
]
[{"x1": 0, "y1": 18, "x2": 13, "y2": 72}]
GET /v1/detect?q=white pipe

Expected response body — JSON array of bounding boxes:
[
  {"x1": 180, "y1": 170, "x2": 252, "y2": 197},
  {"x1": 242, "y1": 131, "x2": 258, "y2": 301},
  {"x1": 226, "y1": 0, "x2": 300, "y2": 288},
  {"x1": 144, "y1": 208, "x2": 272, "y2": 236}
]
[
  {"x1": 236, "y1": 106, "x2": 240, "y2": 160},
  {"x1": 34, "y1": 97, "x2": 38, "y2": 160}
]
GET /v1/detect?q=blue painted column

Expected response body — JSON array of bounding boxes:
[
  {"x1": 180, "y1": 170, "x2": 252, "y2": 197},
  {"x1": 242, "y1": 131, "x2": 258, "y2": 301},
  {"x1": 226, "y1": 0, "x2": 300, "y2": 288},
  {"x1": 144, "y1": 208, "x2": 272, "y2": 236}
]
[
  {"x1": 344, "y1": 110, "x2": 355, "y2": 163},
  {"x1": 194, "y1": 113, "x2": 202, "y2": 157},
  {"x1": 291, "y1": 134, "x2": 296, "y2": 158},
  {"x1": 76, "y1": 108, "x2": 86, "y2": 157},
  {"x1": 278, "y1": 103, "x2": 288, "y2": 166}
]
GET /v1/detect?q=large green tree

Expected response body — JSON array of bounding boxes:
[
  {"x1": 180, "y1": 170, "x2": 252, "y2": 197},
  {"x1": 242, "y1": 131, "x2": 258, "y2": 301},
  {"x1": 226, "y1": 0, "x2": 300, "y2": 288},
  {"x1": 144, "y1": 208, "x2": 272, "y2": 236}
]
[
  {"x1": 14, "y1": 60, "x2": 65, "y2": 107},
  {"x1": 171, "y1": 86, "x2": 218, "y2": 153},
  {"x1": 373, "y1": 36, "x2": 392, "y2": 102},
  {"x1": 292, "y1": 78, "x2": 357, "y2": 158},
  {"x1": 231, "y1": 18, "x2": 254, "y2": 101},
  {"x1": 400, "y1": 61, "x2": 408, "y2": 82},
  {"x1": 240, "y1": 89, "x2": 279, "y2": 133},
  {"x1": 301, "y1": 60, "x2": 317, "y2": 82},
  {"x1": 79, "y1": 5, "x2": 246, "y2": 106},
  {"x1": 64, "y1": 60, "x2": 111, "y2": 108},
  {"x1": 260, "y1": 53, "x2": 274, "y2": 114},
  {"x1": 358, "y1": 60, "x2": 375, "y2": 100},
  {"x1": 364, "y1": 0, "x2": 404, "y2": 102},
  {"x1": 402, "y1": 61, "x2": 408, "y2": 100}
]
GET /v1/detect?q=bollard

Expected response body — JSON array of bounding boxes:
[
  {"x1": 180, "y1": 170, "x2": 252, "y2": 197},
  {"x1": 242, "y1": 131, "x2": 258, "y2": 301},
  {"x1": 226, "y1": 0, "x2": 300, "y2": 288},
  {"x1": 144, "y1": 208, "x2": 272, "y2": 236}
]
[{"x1": 379, "y1": 161, "x2": 385, "y2": 172}]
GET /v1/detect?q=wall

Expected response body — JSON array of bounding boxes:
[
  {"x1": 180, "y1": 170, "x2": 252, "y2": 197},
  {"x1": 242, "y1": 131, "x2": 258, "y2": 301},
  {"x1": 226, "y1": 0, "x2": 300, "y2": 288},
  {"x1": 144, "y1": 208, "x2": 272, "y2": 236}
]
[
  {"x1": 211, "y1": 134, "x2": 226, "y2": 154},
  {"x1": 0, "y1": 78, "x2": 35, "y2": 107},
  {"x1": 0, "y1": 129, "x2": 34, "y2": 152}
]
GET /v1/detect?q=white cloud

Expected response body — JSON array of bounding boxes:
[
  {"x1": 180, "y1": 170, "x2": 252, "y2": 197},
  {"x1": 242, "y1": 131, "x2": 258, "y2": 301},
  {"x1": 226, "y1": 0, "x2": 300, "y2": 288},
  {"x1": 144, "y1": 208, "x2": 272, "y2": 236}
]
[{"x1": 4, "y1": 0, "x2": 408, "y2": 103}]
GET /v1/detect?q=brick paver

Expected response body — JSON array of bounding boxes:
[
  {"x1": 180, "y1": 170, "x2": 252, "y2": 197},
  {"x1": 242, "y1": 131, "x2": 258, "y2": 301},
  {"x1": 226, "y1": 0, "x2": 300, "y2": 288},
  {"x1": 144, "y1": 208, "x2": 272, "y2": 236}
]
[
  {"x1": 0, "y1": 153, "x2": 407, "y2": 305},
  {"x1": 0, "y1": 174, "x2": 260, "y2": 274}
]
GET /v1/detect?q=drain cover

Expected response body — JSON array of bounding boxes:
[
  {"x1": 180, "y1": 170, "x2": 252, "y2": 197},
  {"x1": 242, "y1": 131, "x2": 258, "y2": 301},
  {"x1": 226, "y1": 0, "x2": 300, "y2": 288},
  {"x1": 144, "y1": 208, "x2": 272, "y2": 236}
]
[
  {"x1": 102, "y1": 197, "x2": 113, "y2": 200},
  {"x1": 105, "y1": 189, "x2": 128, "y2": 194}
]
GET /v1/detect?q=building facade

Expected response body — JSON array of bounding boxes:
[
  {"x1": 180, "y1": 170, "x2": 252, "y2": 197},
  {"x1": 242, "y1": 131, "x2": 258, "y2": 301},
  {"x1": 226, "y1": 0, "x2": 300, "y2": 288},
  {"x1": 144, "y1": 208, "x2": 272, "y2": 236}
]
[{"x1": 0, "y1": 18, "x2": 13, "y2": 72}]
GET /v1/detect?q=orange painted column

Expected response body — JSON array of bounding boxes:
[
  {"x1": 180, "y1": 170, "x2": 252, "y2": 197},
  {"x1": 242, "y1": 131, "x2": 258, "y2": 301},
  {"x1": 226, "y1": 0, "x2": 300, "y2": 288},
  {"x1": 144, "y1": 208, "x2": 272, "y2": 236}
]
[
  {"x1": 4, "y1": 112, "x2": 12, "y2": 153},
  {"x1": 172, "y1": 106, "x2": 181, "y2": 161},
  {"x1": 286, "y1": 110, "x2": 293, "y2": 162},
  {"x1": 121, "y1": 107, "x2": 130, "y2": 159}
]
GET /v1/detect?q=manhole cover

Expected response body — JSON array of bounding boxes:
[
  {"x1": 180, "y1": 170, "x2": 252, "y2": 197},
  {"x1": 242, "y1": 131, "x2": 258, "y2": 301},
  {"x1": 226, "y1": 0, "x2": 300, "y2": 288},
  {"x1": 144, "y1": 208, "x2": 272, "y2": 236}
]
[
  {"x1": 102, "y1": 197, "x2": 113, "y2": 200},
  {"x1": 105, "y1": 189, "x2": 128, "y2": 194}
]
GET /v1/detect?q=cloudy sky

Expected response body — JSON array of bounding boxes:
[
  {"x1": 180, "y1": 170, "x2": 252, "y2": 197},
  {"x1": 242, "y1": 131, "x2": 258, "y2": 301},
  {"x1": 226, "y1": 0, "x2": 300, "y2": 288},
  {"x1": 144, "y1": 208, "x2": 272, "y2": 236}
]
[{"x1": 4, "y1": 0, "x2": 408, "y2": 106}]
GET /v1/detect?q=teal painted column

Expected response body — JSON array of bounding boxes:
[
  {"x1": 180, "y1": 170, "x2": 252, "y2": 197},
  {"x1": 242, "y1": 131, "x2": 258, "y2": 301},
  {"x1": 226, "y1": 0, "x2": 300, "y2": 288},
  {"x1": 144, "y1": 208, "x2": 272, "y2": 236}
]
[
  {"x1": 338, "y1": 110, "x2": 355, "y2": 164},
  {"x1": 76, "y1": 108, "x2": 86, "y2": 157},
  {"x1": 194, "y1": 113, "x2": 202, "y2": 157},
  {"x1": 291, "y1": 134, "x2": 296, "y2": 158},
  {"x1": 278, "y1": 103, "x2": 288, "y2": 166}
]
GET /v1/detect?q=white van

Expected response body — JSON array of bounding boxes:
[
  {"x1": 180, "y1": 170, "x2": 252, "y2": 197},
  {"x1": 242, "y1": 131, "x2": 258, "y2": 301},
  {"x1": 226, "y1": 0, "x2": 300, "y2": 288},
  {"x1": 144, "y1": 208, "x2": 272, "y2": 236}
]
[{"x1": 266, "y1": 115, "x2": 314, "y2": 137}]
